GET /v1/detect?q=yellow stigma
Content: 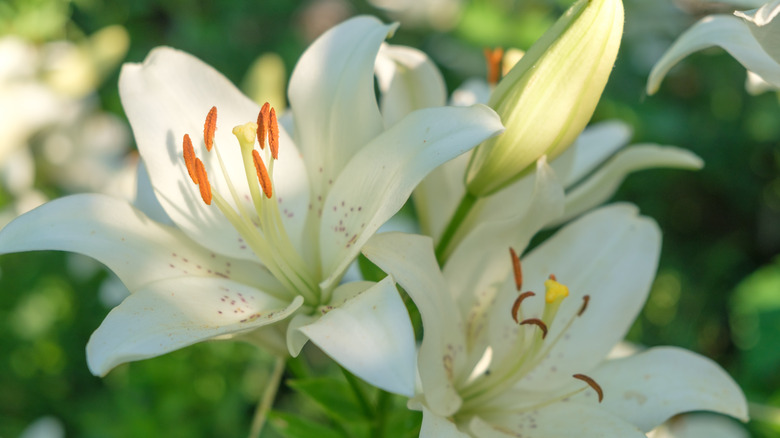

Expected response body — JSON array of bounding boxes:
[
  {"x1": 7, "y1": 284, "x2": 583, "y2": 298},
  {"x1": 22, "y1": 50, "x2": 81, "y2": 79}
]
[
  {"x1": 232, "y1": 122, "x2": 258, "y2": 147},
  {"x1": 544, "y1": 278, "x2": 569, "y2": 303}
]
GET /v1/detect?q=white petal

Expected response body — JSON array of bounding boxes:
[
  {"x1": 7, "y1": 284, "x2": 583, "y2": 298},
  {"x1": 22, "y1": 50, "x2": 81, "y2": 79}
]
[
  {"x1": 0, "y1": 194, "x2": 281, "y2": 293},
  {"x1": 288, "y1": 16, "x2": 393, "y2": 205},
  {"x1": 554, "y1": 145, "x2": 703, "y2": 226},
  {"x1": 362, "y1": 232, "x2": 466, "y2": 416},
  {"x1": 653, "y1": 413, "x2": 749, "y2": 438},
  {"x1": 319, "y1": 104, "x2": 503, "y2": 289},
  {"x1": 513, "y1": 205, "x2": 661, "y2": 390},
  {"x1": 469, "y1": 402, "x2": 646, "y2": 437},
  {"x1": 420, "y1": 407, "x2": 470, "y2": 438},
  {"x1": 647, "y1": 15, "x2": 780, "y2": 94},
  {"x1": 584, "y1": 347, "x2": 748, "y2": 432},
  {"x1": 412, "y1": 153, "x2": 469, "y2": 244},
  {"x1": 119, "y1": 47, "x2": 309, "y2": 261},
  {"x1": 299, "y1": 276, "x2": 416, "y2": 397},
  {"x1": 735, "y1": 0, "x2": 780, "y2": 63},
  {"x1": 87, "y1": 277, "x2": 304, "y2": 376},
  {"x1": 133, "y1": 159, "x2": 173, "y2": 226},
  {"x1": 375, "y1": 43, "x2": 447, "y2": 127},
  {"x1": 552, "y1": 120, "x2": 633, "y2": 188},
  {"x1": 286, "y1": 313, "x2": 317, "y2": 357}
]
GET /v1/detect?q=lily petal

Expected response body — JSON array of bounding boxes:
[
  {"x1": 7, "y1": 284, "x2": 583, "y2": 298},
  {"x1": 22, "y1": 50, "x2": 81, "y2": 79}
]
[
  {"x1": 87, "y1": 277, "x2": 304, "y2": 376},
  {"x1": 299, "y1": 276, "x2": 416, "y2": 397},
  {"x1": 375, "y1": 43, "x2": 447, "y2": 128},
  {"x1": 554, "y1": 145, "x2": 703, "y2": 226},
  {"x1": 119, "y1": 46, "x2": 309, "y2": 261},
  {"x1": 421, "y1": 406, "x2": 470, "y2": 438},
  {"x1": 735, "y1": 0, "x2": 780, "y2": 64},
  {"x1": 319, "y1": 104, "x2": 503, "y2": 290},
  {"x1": 585, "y1": 346, "x2": 749, "y2": 432},
  {"x1": 513, "y1": 205, "x2": 661, "y2": 391},
  {"x1": 551, "y1": 120, "x2": 633, "y2": 188},
  {"x1": 288, "y1": 16, "x2": 394, "y2": 205},
  {"x1": 412, "y1": 153, "x2": 469, "y2": 243},
  {"x1": 362, "y1": 232, "x2": 466, "y2": 416},
  {"x1": 647, "y1": 14, "x2": 780, "y2": 94},
  {"x1": 0, "y1": 194, "x2": 282, "y2": 293},
  {"x1": 469, "y1": 402, "x2": 645, "y2": 437}
]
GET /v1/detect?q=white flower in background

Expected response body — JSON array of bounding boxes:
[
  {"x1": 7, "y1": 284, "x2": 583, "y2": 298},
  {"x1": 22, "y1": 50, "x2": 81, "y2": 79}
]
[
  {"x1": 648, "y1": 0, "x2": 780, "y2": 95},
  {"x1": 369, "y1": 0, "x2": 464, "y2": 31},
  {"x1": 0, "y1": 16, "x2": 502, "y2": 396},
  {"x1": 363, "y1": 205, "x2": 748, "y2": 437},
  {"x1": 648, "y1": 413, "x2": 749, "y2": 438}
]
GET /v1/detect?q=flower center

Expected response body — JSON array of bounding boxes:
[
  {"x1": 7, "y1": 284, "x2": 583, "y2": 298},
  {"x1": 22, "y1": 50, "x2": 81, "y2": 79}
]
[{"x1": 181, "y1": 104, "x2": 320, "y2": 306}]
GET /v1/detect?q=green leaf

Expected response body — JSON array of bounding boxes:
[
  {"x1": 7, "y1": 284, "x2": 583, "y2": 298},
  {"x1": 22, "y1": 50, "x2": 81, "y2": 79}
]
[
  {"x1": 267, "y1": 411, "x2": 344, "y2": 438},
  {"x1": 287, "y1": 377, "x2": 367, "y2": 423}
]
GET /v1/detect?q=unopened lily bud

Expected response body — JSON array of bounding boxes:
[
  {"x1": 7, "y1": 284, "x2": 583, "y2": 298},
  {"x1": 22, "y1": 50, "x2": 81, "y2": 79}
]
[{"x1": 465, "y1": 0, "x2": 624, "y2": 197}]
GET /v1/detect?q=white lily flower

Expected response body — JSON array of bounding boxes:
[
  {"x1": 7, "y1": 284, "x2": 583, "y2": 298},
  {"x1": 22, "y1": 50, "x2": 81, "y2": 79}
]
[
  {"x1": 363, "y1": 205, "x2": 748, "y2": 437},
  {"x1": 0, "y1": 16, "x2": 503, "y2": 394},
  {"x1": 648, "y1": 0, "x2": 780, "y2": 94}
]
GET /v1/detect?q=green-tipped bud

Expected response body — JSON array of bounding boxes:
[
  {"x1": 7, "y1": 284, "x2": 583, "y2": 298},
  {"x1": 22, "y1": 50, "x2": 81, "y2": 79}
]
[{"x1": 465, "y1": 0, "x2": 624, "y2": 197}]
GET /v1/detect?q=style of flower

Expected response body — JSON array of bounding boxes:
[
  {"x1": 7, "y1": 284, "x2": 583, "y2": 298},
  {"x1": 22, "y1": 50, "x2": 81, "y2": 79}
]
[
  {"x1": 363, "y1": 205, "x2": 748, "y2": 437},
  {"x1": 648, "y1": 0, "x2": 780, "y2": 95},
  {"x1": 0, "y1": 15, "x2": 502, "y2": 395}
]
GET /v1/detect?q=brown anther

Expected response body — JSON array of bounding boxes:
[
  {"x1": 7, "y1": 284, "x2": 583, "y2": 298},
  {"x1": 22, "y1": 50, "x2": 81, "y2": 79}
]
[
  {"x1": 194, "y1": 158, "x2": 212, "y2": 205},
  {"x1": 182, "y1": 134, "x2": 198, "y2": 184},
  {"x1": 257, "y1": 102, "x2": 270, "y2": 150},
  {"x1": 252, "y1": 149, "x2": 273, "y2": 198},
  {"x1": 573, "y1": 374, "x2": 603, "y2": 403},
  {"x1": 509, "y1": 247, "x2": 522, "y2": 291},
  {"x1": 520, "y1": 318, "x2": 548, "y2": 339},
  {"x1": 484, "y1": 47, "x2": 504, "y2": 85},
  {"x1": 548, "y1": 273, "x2": 557, "y2": 281},
  {"x1": 578, "y1": 295, "x2": 591, "y2": 317},
  {"x1": 204, "y1": 106, "x2": 217, "y2": 151},
  {"x1": 269, "y1": 107, "x2": 279, "y2": 160},
  {"x1": 511, "y1": 291, "x2": 535, "y2": 324}
]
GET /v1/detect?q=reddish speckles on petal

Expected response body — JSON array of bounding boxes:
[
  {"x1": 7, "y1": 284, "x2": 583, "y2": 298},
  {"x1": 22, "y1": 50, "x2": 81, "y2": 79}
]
[{"x1": 204, "y1": 106, "x2": 217, "y2": 151}]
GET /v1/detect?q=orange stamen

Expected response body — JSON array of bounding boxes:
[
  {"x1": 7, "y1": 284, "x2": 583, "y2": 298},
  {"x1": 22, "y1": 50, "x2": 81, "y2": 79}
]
[
  {"x1": 511, "y1": 291, "x2": 535, "y2": 324},
  {"x1": 484, "y1": 47, "x2": 504, "y2": 85},
  {"x1": 252, "y1": 149, "x2": 273, "y2": 198},
  {"x1": 520, "y1": 318, "x2": 548, "y2": 339},
  {"x1": 578, "y1": 295, "x2": 590, "y2": 316},
  {"x1": 257, "y1": 102, "x2": 270, "y2": 150},
  {"x1": 204, "y1": 106, "x2": 217, "y2": 151},
  {"x1": 269, "y1": 107, "x2": 279, "y2": 160},
  {"x1": 509, "y1": 247, "x2": 522, "y2": 291},
  {"x1": 548, "y1": 273, "x2": 557, "y2": 281},
  {"x1": 573, "y1": 374, "x2": 603, "y2": 402},
  {"x1": 183, "y1": 134, "x2": 198, "y2": 184},
  {"x1": 194, "y1": 158, "x2": 212, "y2": 205}
]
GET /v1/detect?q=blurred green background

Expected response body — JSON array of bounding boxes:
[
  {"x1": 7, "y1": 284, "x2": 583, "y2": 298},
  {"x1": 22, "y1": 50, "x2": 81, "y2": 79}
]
[{"x1": 1, "y1": 0, "x2": 778, "y2": 436}]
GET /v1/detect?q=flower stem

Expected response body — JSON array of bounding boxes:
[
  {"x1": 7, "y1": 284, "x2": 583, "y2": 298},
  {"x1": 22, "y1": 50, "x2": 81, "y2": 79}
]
[
  {"x1": 435, "y1": 192, "x2": 478, "y2": 264},
  {"x1": 248, "y1": 357, "x2": 286, "y2": 438}
]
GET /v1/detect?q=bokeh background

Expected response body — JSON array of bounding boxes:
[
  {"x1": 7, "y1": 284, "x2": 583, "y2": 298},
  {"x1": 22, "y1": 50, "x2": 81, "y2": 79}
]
[{"x1": 1, "y1": 0, "x2": 778, "y2": 436}]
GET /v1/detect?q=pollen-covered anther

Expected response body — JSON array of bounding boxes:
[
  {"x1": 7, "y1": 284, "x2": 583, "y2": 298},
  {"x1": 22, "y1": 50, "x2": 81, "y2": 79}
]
[
  {"x1": 520, "y1": 318, "x2": 548, "y2": 339},
  {"x1": 578, "y1": 295, "x2": 591, "y2": 317},
  {"x1": 204, "y1": 106, "x2": 217, "y2": 151},
  {"x1": 484, "y1": 47, "x2": 504, "y2": 85},
  {"x1": 257, "y1": 102, "x2": 270, "y2": 149},
  {"x1": 182, "y1": 134, "x2": 198, "y2": 184},
  {"x1": 193, "y1": 158, "x2": 212, "y2": 205},
  {"x1": 573, "y1": 374, "x2": 604, "y2": 403},
  {"x1": 509, "y1": 247, "x2": 522, "y2": 291},
  {"x1": 268, "y1": 107, "x2": 279, "y2": 160},
  {"x1": 511, "y1": 291, "x2": 535, "y2": 324},
  {"x1": 252, "y1": 149, "x2": 273, "y2": 198}
]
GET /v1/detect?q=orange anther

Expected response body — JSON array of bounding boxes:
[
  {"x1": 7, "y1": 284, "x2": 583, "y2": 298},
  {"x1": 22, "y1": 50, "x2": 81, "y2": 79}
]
[
  {"x1": 578, "y1": 295, "x2": 590, "y2": 317},
  {"x1": 204, "y1": 106, "x2": 217, "y2": 151},
  {"x1": 548, "y1": 273, "x2": 557, "y2": 281},
  {"x1": 520, "y1": 318, "x2": 548, "y2": 339},
  {"x1": 194, "y1": 158, "x2": 212, "y2": 205},
  {"x1": 252, "y1": 149, "x2": 273, "y2": 198},
  {"x1": 257, "y1": 102, "x2": 270, "y2": 150},
  {"x1": 269, "y1": 107, "x2": 279, "y2": 160},
  {"x1": 183, "y1": 134, "x2": 198, "y2": 184},
  {"x1": 573, "y1": 374, "x2": 604, "y2": 402},
  {"x1": 511, "y1": 291, "x2": 535, "y2": 324},
  {"x1": 509, "y1": 247, "x2": 522, "y2": 291},
  {"x1": 484, "y1": 47, "x2": 504, "y2": 85}
]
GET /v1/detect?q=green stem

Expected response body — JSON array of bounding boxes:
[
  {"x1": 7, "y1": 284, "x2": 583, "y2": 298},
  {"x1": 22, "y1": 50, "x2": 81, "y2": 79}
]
[
  {"x1": 434, "y1": 192, "x2": 478, "y2": 264},
  {"x1": 248, "y1": 357, "x2": 286, "y2": 438},
  {"x1": 372, "y1": 390, "x2": 391, "y2": 438}
]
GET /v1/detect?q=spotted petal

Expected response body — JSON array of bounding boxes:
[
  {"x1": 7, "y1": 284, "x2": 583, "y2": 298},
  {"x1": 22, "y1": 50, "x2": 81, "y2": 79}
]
[{"x1": 87, "y1": 277, "x2": 304, "y2": 376}]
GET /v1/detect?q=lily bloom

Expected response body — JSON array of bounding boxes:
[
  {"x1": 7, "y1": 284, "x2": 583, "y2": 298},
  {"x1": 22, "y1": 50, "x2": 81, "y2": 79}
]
[
  {"x1": 0, "y1": 15, "x2": 502, "y2": 395},
  {"x1": 363, "y1": 205, "x2": 748, "y2": 437}
]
